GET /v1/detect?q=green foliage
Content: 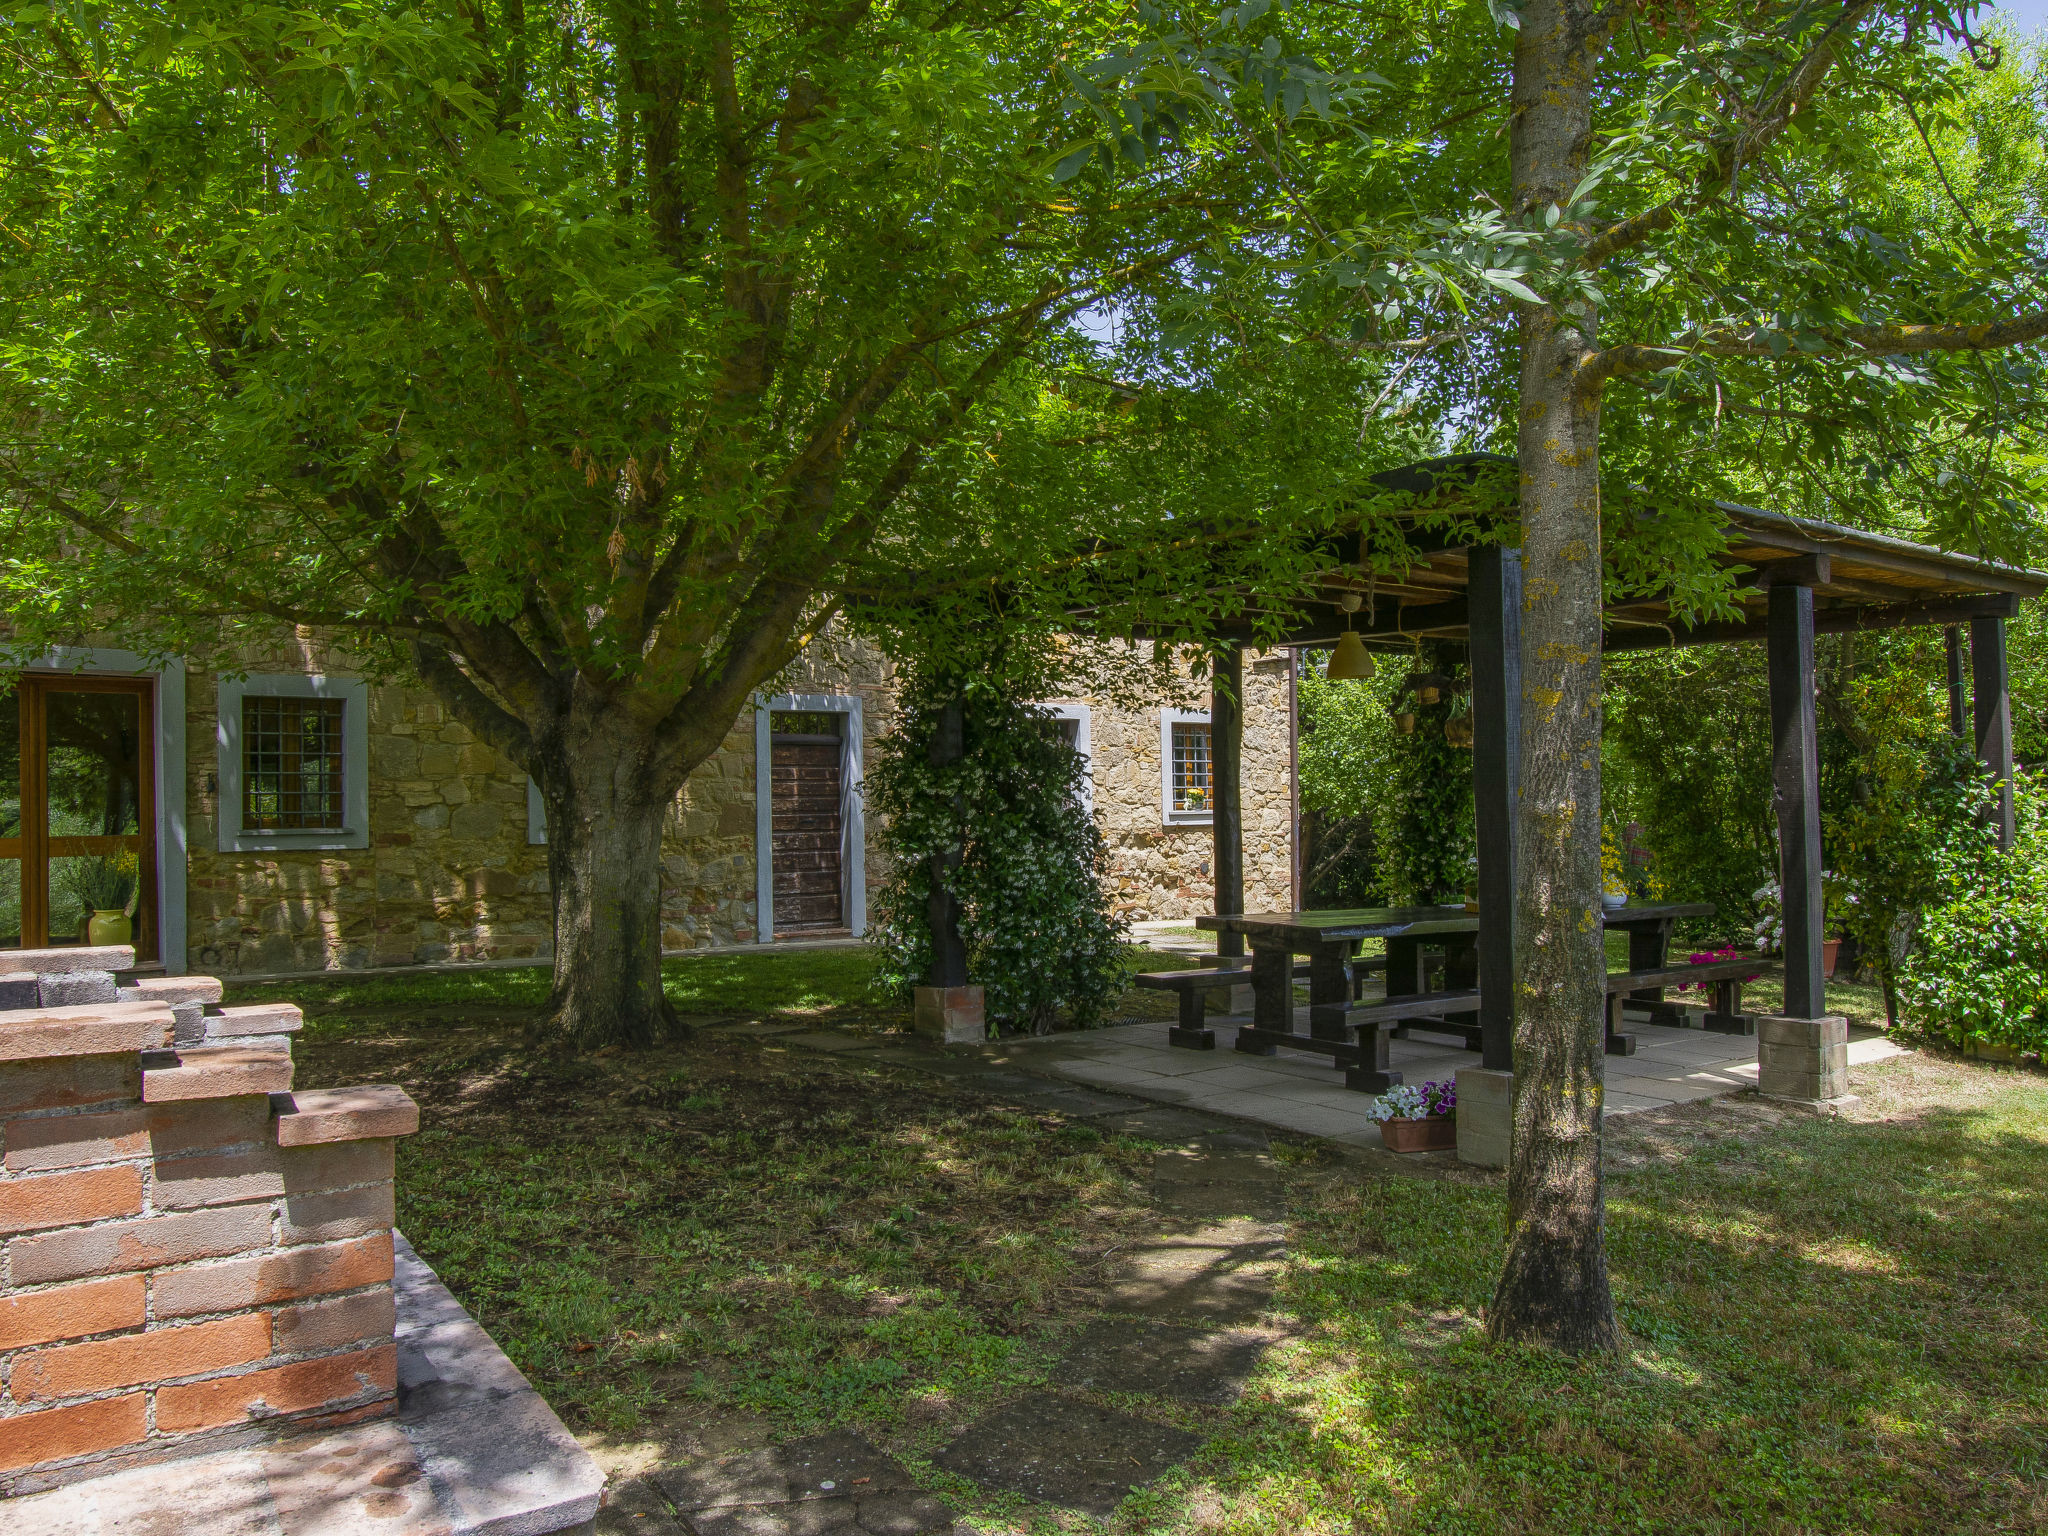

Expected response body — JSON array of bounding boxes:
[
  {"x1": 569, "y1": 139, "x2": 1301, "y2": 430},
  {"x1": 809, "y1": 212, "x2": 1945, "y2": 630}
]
[
  {"x1": 1898, "y1": 773, "x2": 2048, "y2": 1053},
  {"x1": 1298, "y1": 645, "x2": 1472, "y2": 906},
  {"x1": 58, "y1": 855, "x2": 137, "y2": 917},
  {"x1": 864, "y1": 660, "x2": 1126, "y2": 1034},
  {"x1": 1605, "y1": 647, "x2": 1775, "y2": 938}
]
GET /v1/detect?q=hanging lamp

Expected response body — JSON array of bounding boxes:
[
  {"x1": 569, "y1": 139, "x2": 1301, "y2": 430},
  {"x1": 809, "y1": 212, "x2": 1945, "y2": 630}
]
[{"x1": 1325, "y1": 592, "x2": 1376, "y2": 681}]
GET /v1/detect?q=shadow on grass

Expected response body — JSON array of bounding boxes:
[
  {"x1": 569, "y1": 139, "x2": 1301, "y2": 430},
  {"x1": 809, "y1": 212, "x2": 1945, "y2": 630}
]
[{"x1": 1177, "y1": 1092, "x2": 2048, "y2": 1535}]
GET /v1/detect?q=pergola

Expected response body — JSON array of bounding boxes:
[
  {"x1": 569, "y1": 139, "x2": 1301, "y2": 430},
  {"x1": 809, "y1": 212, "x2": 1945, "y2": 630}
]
[{"x1": 1177, "y1": 453, "x2": 2048, "y2": 1066}]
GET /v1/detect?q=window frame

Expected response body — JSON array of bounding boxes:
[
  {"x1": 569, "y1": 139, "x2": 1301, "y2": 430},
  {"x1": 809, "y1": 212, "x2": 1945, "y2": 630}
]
[
  {"x1": 1039, "y1": 703, "x2": 1094, "y2": 815},
  {"x1": 1159, "y1": 707, "x2": 1214, "y2": 826},
  {"x1": 215, "y1": 674, "x2": 370, "y2": 852}
]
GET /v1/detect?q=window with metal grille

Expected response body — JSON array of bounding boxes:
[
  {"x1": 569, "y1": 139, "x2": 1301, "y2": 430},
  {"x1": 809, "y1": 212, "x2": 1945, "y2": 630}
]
[
  {"x1": 1171, "y1": 722, "x2": 1212, "y2": 813},
  {"x1": 242, "y1": 696, "x2": 346, "y2": 830}
]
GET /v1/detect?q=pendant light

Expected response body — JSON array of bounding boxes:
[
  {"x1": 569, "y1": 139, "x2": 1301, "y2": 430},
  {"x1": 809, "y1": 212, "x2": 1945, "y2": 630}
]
[{"x1": 1325, "y1": 592, "x2": 1376, "y2": 681}]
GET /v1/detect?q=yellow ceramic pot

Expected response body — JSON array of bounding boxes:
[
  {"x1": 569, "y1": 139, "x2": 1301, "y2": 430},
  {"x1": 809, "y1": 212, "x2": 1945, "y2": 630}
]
[{"x1": 88, "y1": 910, "x2": 133, "y2": 947}]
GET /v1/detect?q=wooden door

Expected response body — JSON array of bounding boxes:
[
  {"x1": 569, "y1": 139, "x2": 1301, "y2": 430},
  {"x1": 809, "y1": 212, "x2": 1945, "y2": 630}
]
[
  {"x1": 0, "y1": 675, "x2": 157, "y2": 960},
  {"x1": 771, "y1": 726, "x2": 845, "y2": 934}
]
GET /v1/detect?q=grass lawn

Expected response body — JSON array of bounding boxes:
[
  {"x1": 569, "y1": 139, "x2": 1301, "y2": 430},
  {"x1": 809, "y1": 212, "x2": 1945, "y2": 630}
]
[{"x1": 262, "y1": 948, "x2": 2047, "y2": 1533}]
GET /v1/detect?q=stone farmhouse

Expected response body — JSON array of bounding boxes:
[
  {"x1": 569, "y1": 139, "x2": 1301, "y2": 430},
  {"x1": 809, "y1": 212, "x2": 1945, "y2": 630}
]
[{"x1": 2, "y1": 629, "x2": 1301, "y2": 976}]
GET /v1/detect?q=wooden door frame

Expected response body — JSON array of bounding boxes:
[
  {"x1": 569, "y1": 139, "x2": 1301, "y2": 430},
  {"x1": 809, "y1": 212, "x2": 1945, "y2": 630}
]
[
  {"x1": 752, "y1": 692, "x2": 866, "y2": 945},
  {"x1": 4, "y1": 649, "x2": 187, "y2": 969},
  {"x1": 13, "y1": 674, "x2": 157, "y2": 956}
]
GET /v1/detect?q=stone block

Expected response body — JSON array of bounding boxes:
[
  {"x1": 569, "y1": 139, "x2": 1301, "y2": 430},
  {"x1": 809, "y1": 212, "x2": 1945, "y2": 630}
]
[
  {"x1": 205, "y1": 1001, "x2": 304, "y2": 1038},
  {"x1": 275, "y1": 1085, "x2": 421, "y2": 1146},
  {"x1": 170, "y1": 999, "x2": 208, "y2": 1046},
  {"x1": 0, "y1": 1002, "x2": 175, "y2": 1062},
  {"x1": 6, "y1": 1203, "x2": 275, "y2": 1284},
  {"x1": 1455, "y1": 1067, "x2": 1512, "y2": 1170},
  {"x1": 142, "y1": 1044, "x2": 295, "y2": 1102},
  {"x1": 37, "y1": 970, "x2": 118, "y2": 1008},
  {"x1": 1754, "y1": 1013, "x2": 1847, "y2": 1050},
  {"x1": 0, "y1": 946, "x2": 135, "y2": 976},
  {"x1": 125, "y1": 975, "x2": 225, "y2": 1007},
  {"x1": 0, "y1": 975, "x2": 41, "y2": 1010},
  {"x1": 1751, "y1": 1013, "x2": 1853, "y2": 1103},
  {"x1": 912, "y1": 985, "x2": 986, "y2": 1045}
]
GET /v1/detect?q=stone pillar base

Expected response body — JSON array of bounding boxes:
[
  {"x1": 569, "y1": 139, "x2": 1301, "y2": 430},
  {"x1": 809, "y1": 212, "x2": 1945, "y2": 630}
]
[
  {"x1": 1204, "y1": 982, "x2": 1255, "y2": 1017},
  {"x1": 1455, "y1": 1067, "x2": 1513, "y2": 1169},
  {"x1": 913, "y1": 984, "x2": 987, "y2": 1045},
  {"x1": 1754, "y1": 1013, "x2": 1854, "y2": 1104}
]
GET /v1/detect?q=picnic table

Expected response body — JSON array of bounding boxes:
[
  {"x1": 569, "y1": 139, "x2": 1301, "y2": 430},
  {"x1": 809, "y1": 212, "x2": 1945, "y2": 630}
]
[{"x1": 1195, "y1": 901, "x2": 1716, "y2": 1046}]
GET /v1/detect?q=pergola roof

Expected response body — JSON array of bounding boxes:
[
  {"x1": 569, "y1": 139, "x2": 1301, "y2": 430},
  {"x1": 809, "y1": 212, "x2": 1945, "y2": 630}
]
[{"x1": 1215, "y1": 453, "x2": 2048, "y2": 653}]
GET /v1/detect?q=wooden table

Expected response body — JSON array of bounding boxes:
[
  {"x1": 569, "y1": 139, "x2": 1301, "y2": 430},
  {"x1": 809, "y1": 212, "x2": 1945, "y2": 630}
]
[{"x1": 1196, "y1": 901, "x2": 1716, "y2": 1053}]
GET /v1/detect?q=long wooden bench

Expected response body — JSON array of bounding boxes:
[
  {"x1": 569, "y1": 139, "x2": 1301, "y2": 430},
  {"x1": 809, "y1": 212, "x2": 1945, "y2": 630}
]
[
  {"x1": 1145, "y1": 955, "x2": 1387, "y2": 1050},
  {"x1": 1602, "y1": 955, "x2": 1777, "y2": 1056},
  {"x1": 1232, "y1": 987, "x2": 1481, "y2": 1093}
]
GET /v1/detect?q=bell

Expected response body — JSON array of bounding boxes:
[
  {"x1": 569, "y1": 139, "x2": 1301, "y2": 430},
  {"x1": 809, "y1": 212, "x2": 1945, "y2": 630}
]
[
  {"x1": 1416, "y1": 683, "x2": 1441, "y2": 706},
  {"x1": 1394, "y1": 711, "x2": 1417, "y2": 735},
  {"x1": 1444, "y1": 717, "x2": 1474, "y2": 749},
  {"x1": 1326, "y1": 629, "x2": 1376, "y2": 681}
]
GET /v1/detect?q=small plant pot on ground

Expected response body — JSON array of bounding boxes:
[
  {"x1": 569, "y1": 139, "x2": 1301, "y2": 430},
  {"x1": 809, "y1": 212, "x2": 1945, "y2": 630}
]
[
  {"x1": 1822, "y1": 938, "x2": 1841, "y2": 980},
  {"x1": 1379, "y1": 1116, "x2": 1458, "y2": 1153}
]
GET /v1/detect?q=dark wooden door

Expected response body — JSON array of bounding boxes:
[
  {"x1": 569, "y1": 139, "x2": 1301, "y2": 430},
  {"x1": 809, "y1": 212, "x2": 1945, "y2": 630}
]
[{"x1": 771, "y1": 735, "x2": 844, "y2": 932}]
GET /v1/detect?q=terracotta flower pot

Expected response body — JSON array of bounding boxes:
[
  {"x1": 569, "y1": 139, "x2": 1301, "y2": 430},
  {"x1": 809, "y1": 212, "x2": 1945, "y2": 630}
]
[
  {"x1": 1379, "y1": 1115, "x2": 1458, "y2": 1154},
  {"x1": 1821, "y1": 939, "x2": 1841, "y2": 980}
]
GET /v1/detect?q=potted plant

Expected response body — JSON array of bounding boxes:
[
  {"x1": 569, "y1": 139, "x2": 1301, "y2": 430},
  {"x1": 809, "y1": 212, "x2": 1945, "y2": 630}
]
[
  {"x1": 1600, "y1": 830, "x2": 1629, "y2": 909},
  {"x1": 61, "y1": 856, "x2": 138, "y2": 947},
  {"x1": 1821, "y1": 870, "x2": 1855, "y2": 980},
  {"x1": 1368, "y1": 1080, "x2": 1457, "y2": 1152}
]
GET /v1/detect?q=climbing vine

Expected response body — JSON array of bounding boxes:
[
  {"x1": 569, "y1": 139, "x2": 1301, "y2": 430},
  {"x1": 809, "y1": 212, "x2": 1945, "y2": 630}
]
[{"x1": 866, "y1": 660, "x2": 1128, "y2": 1034}]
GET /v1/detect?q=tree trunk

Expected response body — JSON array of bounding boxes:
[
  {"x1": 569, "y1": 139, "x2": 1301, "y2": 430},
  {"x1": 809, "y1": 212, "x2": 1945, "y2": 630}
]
[
  {"x1": 1487, "y1": 0, "x2": 1621, "y2": 1353},
  {"x1": 537, "y1": 723, "x2": 683, "y2": 1049}
]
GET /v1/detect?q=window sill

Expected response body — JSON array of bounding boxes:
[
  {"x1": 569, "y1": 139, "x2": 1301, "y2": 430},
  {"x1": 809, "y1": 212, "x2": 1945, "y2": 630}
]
[{"x1": 222, "y1": 829, "x2": 368, "y2": 853}]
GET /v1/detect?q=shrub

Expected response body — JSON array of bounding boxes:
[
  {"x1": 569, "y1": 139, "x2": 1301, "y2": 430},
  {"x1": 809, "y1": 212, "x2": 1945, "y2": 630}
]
[
  {"x1": 1896, "y1": 772, "x2": 2048, "y2": 1054},
  {"x1": 865, "y1": 664, "x2": 1127, "y2": 1034}
]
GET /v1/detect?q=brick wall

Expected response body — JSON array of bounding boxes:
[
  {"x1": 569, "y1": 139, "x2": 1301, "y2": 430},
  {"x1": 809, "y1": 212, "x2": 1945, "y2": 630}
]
[{"x1": 0, "y1": 947, "x2": 418, "y2": 1494}]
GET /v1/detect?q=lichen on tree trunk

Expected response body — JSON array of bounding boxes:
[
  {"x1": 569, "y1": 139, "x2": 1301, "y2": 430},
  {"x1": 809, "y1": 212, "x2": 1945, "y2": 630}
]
[{"x1": 1487, "y1": 0, "x2": 1621, "y2": 1353}]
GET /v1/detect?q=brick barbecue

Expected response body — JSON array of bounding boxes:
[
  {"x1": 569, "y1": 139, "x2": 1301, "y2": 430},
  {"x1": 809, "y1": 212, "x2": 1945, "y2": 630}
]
[{"x1": 0, "y1": 947, "x2": 603, "y2": 1531}]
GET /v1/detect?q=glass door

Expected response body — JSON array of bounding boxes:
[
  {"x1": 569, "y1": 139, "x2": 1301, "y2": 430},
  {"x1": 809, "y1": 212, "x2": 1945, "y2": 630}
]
[{"x1": 1, "y1": 675, "x2": 157, "y2": 961}]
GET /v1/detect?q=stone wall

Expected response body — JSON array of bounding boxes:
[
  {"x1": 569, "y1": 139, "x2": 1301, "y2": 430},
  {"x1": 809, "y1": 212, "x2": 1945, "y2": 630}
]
[
  {"x1": 21, "y1": 626, "x2": 1291, "y2": 978},
  {"x1": 1053, "y1": 647, "x2": 1295, "y2": 923},
  {"x1": 183, "y1": 633, "x2": 762, "y2": 975}
]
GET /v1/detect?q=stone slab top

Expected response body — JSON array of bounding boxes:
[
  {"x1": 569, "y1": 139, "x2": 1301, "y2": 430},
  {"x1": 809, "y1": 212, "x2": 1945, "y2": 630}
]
[
  {"x1": 141, "y1": 1043, "x2": 297, "y2": 1102},
  {"x1": 207, "y1": 1001, "x2": 305, "y2": 1037},
  {"x1": 124, "y1": 975, "x2": 226, "y2": 1006},
  {"x1": 0, "y1": 1232, "x2": 605, "y2": 1535},
  {"x1": 275, "y1": 1084, "x2": 421, "y2": 1146},
  {"x1": 0, "y1": 1000, "x2": 175, "y2": 1062},
  {"x1": 0, "y1": 945, "x2": 137, "y2": 976}
]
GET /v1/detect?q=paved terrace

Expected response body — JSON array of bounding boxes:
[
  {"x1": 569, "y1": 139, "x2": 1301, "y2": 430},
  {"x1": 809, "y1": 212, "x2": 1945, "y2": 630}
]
[{"x1": 994, "y1": 1013, "x2": 1908, "y2": 1150}]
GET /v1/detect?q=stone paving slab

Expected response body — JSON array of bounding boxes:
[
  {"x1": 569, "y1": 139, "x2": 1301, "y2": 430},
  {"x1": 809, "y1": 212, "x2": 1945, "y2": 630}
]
[
  {"x1": 653, "y1": 1429, "x2": 910, "y2": 1509},
  {"x1": 1012, "y1": 1019, "x2": 1772, "y2": 1147},
  {"x1": 932, "y1": 1394, "x2": 1203, "y2": 1517},
  {"x1": 1105, "y1": 1220, "x2": 1284, "y2": 1322},
  {"x1": 1053, "y1": 1319, "x2": 1273, "y2": 1404},
  {"x1": 653, "y1": 1431, "x2": 955, "y2": 1536}
]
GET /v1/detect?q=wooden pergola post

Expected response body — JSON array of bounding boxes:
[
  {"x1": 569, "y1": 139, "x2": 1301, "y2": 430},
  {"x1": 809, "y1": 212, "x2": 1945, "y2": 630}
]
[
  {"x1": 1211, "y1": 644, "x2": 1246, "y2": 959},
  {"x1": 1972, "y1": 614, "x2": 2016, "y2": 849},
  {"x1": 1767, "y1": 569, "x2": 1826, "y2": 1019},
  {"x1": 1468, "y1": 545, "x2": 1521, "y2": 1073},
  {"x1": 1945, "y1": 626, "x2": 1967, "y2": 738}
]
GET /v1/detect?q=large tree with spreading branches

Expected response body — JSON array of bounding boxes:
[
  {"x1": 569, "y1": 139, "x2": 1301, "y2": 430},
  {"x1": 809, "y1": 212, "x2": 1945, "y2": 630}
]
[
  {"x1": 1063, "y1": 0, "x2": 2048, "y2": 1350},
  {"x1": 0, "y1": 0, "x2": 1330, "y2": 1045}
]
